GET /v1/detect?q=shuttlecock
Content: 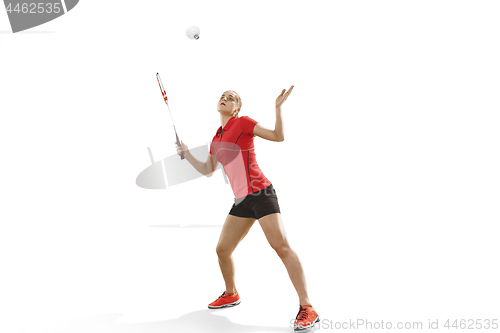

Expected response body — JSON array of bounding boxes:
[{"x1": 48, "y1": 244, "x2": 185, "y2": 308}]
[{"x1": 186, "y1": 26, "x2": 200, "y2": 40}]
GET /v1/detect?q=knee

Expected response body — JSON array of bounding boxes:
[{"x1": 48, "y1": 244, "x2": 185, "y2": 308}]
[
  {"x1": 272, "y1": 244, "x2": 292, "y2": 259},
  {"x1": 216, "y1": 245, "x2": 232, "y2": 258}
]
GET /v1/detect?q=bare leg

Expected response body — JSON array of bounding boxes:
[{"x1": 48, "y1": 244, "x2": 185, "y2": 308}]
[
  {"x1": 216, "y1": 214, "x2": 256, "y2": 293},
  {"x1": 259, "y1": 213, "x2": 311, "y2": 306}
]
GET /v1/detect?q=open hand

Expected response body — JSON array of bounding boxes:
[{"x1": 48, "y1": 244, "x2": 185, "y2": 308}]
[{"x1": 276, "y1": 85, "x2": 294, "y2": 109}]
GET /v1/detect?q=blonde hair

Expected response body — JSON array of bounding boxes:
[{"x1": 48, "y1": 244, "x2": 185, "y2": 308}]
[{"x1": 227, "y1": 90, "x2": 242, "y2": 118}]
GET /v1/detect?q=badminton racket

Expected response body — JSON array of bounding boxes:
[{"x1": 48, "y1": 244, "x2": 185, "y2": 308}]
[{"x1": 156, "y1": 72, "x2": 184, "y2": 159}]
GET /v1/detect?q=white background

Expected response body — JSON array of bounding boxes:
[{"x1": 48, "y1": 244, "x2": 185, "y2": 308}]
[{"x1": 1, "y1": 1, "x2": 499, "y2": 332}]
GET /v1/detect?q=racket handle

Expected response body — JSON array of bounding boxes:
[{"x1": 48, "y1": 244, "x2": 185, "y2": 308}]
[{"x1": 176, "y1": 133, "x2": 184, "y2": 160}]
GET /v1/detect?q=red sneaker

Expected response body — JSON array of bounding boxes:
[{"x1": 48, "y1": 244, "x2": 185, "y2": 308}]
[
  {"x1": 293, "y1": 304, "x2": 320, "y2": 330},
  {"x1": 208, "y1": 290, "x2": 241, "y2": 309}
]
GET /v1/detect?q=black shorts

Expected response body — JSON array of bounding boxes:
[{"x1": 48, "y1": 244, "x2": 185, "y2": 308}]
[{"x1": 229, "y1": 184, "x2": 281, "y2": 220}]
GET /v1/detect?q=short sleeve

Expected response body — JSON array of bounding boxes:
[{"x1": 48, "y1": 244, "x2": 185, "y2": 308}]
[
  {"x1": 209, "y1": 136, "x2": 216, "y2": 155},
  {"x1": 240, "y1": 116, "x2": 258, "y2": 136},
  {"x1": 209, "y1": 132, "x2": 217, "y2": 155}
]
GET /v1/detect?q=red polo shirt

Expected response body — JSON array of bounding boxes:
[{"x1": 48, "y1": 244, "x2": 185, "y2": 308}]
[{"x1": 210, "y1": 116, "x2": 271, "y2": 199}]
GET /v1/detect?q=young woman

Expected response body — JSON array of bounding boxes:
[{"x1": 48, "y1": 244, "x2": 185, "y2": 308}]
[{"x1": 174, "y1": 87, "x2": 319, "y2": 330}]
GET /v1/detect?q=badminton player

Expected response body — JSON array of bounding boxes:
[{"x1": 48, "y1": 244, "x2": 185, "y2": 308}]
[{"x1": 175, "y1": 87, "x2": 319, "y2": 330}]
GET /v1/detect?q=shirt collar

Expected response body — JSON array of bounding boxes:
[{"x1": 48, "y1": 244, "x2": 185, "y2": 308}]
[{"x1": 217, "y1": 116, "x2": 237, "y2": 135}]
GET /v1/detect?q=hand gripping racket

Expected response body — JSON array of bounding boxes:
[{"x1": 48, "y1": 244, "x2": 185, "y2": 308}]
[{"x1": 156, "y1": 73, "x2": 184, "y2": 159}]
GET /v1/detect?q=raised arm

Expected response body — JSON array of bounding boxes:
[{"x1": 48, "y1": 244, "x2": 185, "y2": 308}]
[
  {"x1": 252, "y1": 85, "x2": 293, "y2": 142},
  {"x1": 253, "y1": 121, "x2": 284, "y2": 142}
]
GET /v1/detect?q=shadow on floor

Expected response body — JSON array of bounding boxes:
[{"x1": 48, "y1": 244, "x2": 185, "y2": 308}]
[
  {"x1": 43, "y1": 308, "x2": 309, "y2": 333},
  {"x1": 149, "y1": 224, "x2": 222, "y2": 228}
]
